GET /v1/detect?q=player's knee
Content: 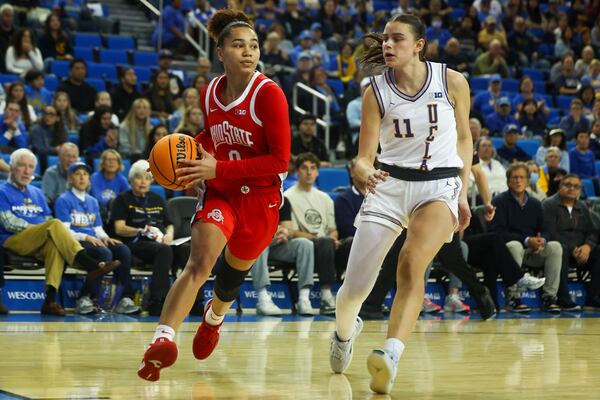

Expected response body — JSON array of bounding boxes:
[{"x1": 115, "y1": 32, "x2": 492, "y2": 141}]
[
  {"x1": 214, "y1": 259, "x2": 250, "y2": 302},
  {"x1": 184, "y1": 253, "x2": 216, "y2": 283}
]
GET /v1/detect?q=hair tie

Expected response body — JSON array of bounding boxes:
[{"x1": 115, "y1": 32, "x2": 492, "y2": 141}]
[{"x1": 218, "y1": 21, "x2": 254, "y2": 44}]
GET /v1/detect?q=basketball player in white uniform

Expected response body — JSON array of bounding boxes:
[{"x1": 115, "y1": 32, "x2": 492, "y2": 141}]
[{"x1": 329, "y1": 14, "x2": 473, "y2": 394}]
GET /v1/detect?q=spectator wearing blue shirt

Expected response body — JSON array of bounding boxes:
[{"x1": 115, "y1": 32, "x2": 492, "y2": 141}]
[
  {"x1": 152, "y1": 0, "x2": 186, "y2": 52},
  {"x1": 90, "y1": 149, "x2": 130, "y2": 212},
  {"x1": 559, "y1": 98, "x2": 591, "y2": 140},
  {"x1": 289, "y1": 30, "x2": 329, "y2": 69},
  {"x1": 55, "y1": 162, "x2": 140, "y2": 315},
  {"x1": 24, "y1": 70, "x2": 53, "y2": 115},
  {"x1": 472, "y1": 74, "x2": 505, "y2": 118},
  {"x1": 0, "y1": 149, "x2": 120, "y2": 316},
  {"x1": 426, "y1": 15, "x2": 452, "y2": 48},
  {"x1": 569, "y1": 131, "x2": 597, "y2": 179},
  {"x1": 485, "y1": 96, "x2": 519, "y2": 136},
  {"x1": 497, "y1": 124, "x2": 531, "y2": 165},
  {"x1": 0, "y1": 101, "x2": 28, "y2": 152}
]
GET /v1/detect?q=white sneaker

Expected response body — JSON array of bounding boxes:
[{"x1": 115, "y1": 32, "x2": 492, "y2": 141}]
[
  {"x1": 367, "y1": 349, "x2": 397, "y2": 395},
  {"x1": 329, "y1": 317, "x2": 363, "y2": 373},
  {"x1": 75, "y1": 296, "x2": 96, "y2": 315},
  {"x1": 516, "y1": 273, "x2": 545, "y2": 291},
  {"x1": 114, "y1": 297, "x2": 141, "y2": 315},
  {"x1": 256, "y1": 298, "x2": 283, "y2": 316},
  {"x1": 443, "y1": 294, "x2": 470, "y2": 313},
  {"x1": 295, "y1": 298, "x2": 314, "y2": 316}
]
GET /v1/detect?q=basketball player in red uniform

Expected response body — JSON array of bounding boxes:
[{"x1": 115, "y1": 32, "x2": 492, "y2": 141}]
[{"x1": 138, "y1": 9, "x2": 290, "y2": 381}]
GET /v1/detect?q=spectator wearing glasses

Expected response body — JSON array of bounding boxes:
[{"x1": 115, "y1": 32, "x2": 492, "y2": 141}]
[
  {"x1": 543, "y1": 174, "x2": 595, "y2": 311},
  {"x1": 491, "y1": 162, "x2": 563, "y2": 313}
]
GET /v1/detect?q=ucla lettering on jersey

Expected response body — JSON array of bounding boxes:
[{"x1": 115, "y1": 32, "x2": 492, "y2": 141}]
[{"x1": 369, "y1": 62, "x2": 463, "y2": 171}]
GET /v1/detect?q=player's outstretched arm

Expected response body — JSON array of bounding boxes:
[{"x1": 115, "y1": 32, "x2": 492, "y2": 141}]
[{"x1": 357, "y1": 86, "x2": 388, "y2": 194}]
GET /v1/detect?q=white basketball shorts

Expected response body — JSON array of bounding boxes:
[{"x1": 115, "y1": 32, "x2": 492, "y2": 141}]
[{"x1": 355, "y1": 176, "x2": 462, "y2": 241}]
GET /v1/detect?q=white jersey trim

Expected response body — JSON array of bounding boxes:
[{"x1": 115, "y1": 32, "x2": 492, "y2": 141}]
[
  {"x1": 249, "y1": 78, "x2": 273, "y2": 127},
  {"x1": 204, "y1": 76, "x2": 219, "y2": 120},
  {"x1": 212, "y1": 71, "x2": 260, "y2": 112},
  {"x1": 384, "y1": 62, "x2": 432, "y2": 102}
]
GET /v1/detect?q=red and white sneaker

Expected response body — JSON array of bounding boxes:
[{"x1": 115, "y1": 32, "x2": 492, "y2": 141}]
[
  {"x1": 192, "y1": 299, "x2": 223, "y2": 360},
  {"x1": 137, "y1": 337, "x2": 178, "y2": 381}
]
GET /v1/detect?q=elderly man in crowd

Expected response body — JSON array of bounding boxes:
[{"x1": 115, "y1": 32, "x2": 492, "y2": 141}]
[{"x1": 0, "y1": 149, "x2": 120, "y2": 315}]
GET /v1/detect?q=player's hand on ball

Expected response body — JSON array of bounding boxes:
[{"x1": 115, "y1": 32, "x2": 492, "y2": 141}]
[
  {"x1": 456, "y1": 198, "x2": 471, "y2": 232},
  {"x1": 366, "y1": 169, "x2": 389, "y2": 194},
  {"x1": 176, "y1": 144, "x2": 216, "y2": 189}
]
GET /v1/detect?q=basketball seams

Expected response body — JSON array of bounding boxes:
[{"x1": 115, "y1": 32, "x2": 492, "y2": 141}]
[
  {"x1": 150, "y1": 146, "x2": 174, "y2": 188},
  {"x1": 149, "y1": 134, "x2": 188, "y2": 190}
]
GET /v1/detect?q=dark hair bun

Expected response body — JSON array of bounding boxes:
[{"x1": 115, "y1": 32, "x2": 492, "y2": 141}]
[{"x1": 207, "y1": 9, "x2": 253, "y2": 43}]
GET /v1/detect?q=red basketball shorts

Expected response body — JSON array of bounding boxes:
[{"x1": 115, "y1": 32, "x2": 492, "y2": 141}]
[{"x1": 192, "y1": 185, "x2": 282, "y2": 260}]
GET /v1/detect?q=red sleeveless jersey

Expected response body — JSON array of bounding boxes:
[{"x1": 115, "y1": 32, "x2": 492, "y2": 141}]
[{"x1": 195, "y1": 72, "x2": 291, "y2": 194}]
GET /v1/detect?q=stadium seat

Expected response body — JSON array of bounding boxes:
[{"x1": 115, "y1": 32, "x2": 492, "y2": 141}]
[
  {"x1": 150, "y1": 184, "x2": 166, "y2": 199},
  {"x1": 50, "y1": 60, "x2": 70, "y2": 78},
  {"x1": 547, "y1": 108, "x2": 561, "y2": 125},
  {"x1": 105, "y1": 35, "x2": 136, "y2": 50},
  {"x1": 521, "y1": 67, "x2": 545, "y2": 81},
  {"x1": 254, "y1": 18, "x2": 275, "y2": 30},
  {"x1": 542, "y1": 94, "x2": 554, "y2": 107},
  {"x1": 0, "y1": 74, "x2": 20, "y2": 85},
  {"x1": 74, "y1": 32, "x2": 102, "y2": 48},
  {"x1": 490, "y1": 137, "x2": 504, "y2": 149},
  {"x1": 99, "y1": 49, "x2": 128, "y2": 64},
  {"x1": 132, "y1": 66, "x2": 152, "y2": 83},
  {"x1": 47, "y1": 155, "x2": 59, "y2": 167},
  {"x1": 451, "y1": 8, "x2": 466, "y2": 19},
  {"x1": 556, "y1": 95, "x2": 575, "y2": 110},
  {"x1": 373, "y1": 1, "x2": 393, "y2": 11},
  {"x1": 502, "y1": 78, "x2": 519, "y2": 93},
  {"x1": 470, "y1": 76, "x2": 489, "y2": 91},
  {"x1": 88, "y1": 63, "x2": 117, "y2": 80},
  {"x1": 327, "y1": 191, "x2": 341, "y2": 202},
  {"x1": 326, "y1": 78, "x2": 344, "y2": 97},
  {"x1": 67, "y1": 133, "x2": 79, "y2": 145},
  {"x1": 73, "y1": 46, "x2": 95, "y2": 62},
  {"x1": 317, "y1": 168, "x2": 350, "y2": 192},
  {"x1": 166, "y1": 196, "x2": 197, "y2": 238},
  {"x1": 44, "y1": 75, "x2": 59, "y2": 91},
  {"x1": 86, "y1": 78, "x2": 106, "y2": 91},
  {"x1": 581, "y1": 178, "x2": 595, "y2": 198},
  {"x1": 133, "y1": 51, "x2": 158, "y2": 66},
  {"x1": 532, "y1": 80, "x2": 546, "y2": 94},
  {"x1": 517, "y1": 139, "x2": 541, "y2": 158}
]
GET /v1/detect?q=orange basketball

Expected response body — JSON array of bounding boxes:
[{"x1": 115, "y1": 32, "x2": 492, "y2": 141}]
[{"x1": 148, "y1": 133, "x2": 199, "y2": 190}]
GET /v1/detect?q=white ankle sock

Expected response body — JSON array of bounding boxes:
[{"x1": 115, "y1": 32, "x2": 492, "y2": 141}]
[
  {"x1": 299, "y1": 287, "x2": 310, "y2": 302},
  {"x1": 321, "y1": 287, "x2": 333, "y2": 301},
  {"x1": 152, "y1": 324, "x2": 175, "y2": 342},
  {"x1": 257, "y1": 287, "x2": 270, "y2": 303},
  {"x1": 205, "y1": 306, "x2": 225, "y2": 326},
  {"x1": 384, "y1": 338, "x2": 405, "y2": 364}
]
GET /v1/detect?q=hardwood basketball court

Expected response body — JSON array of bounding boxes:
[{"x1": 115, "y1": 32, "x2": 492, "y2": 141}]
[{"x1": 1, "y1": 313, "x2": 599, "y2": 399}]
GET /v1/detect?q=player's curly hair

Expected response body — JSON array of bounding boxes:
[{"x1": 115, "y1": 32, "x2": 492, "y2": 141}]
[{"x1": 207, "y1": 9, "x2": 254, "y2": 46}]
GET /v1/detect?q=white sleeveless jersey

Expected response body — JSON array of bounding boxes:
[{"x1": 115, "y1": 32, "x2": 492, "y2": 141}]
[{"x1": 370, "y1": 61, "x2": 463, "y2": 171}]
